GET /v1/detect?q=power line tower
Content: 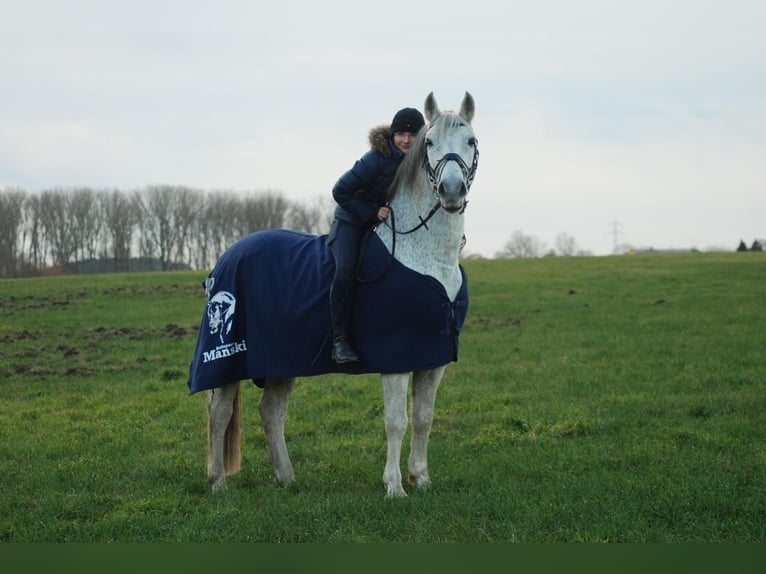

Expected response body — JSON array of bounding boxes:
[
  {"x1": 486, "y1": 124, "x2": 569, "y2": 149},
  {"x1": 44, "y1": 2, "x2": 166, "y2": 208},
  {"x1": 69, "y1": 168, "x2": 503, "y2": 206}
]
[{"x1": 610, "y1": 220, "x2": 623, "y2": 254}]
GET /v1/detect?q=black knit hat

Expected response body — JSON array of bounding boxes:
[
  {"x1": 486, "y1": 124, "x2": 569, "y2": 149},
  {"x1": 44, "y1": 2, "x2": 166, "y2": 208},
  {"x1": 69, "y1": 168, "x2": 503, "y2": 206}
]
[{"x1": 390, "y1": 107, "x2": 425, "y2": 134}]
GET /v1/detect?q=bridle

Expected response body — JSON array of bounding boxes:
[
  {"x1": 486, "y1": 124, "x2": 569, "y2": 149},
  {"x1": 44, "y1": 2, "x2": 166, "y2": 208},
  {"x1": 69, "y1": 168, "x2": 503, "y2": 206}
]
[
  {"x1": 387, "y1": 132, "x2": 480, "y2": 237},
  {"x1": 423, "y1": 142, "x2": 480, "y2": 211},
  {"x1": 357, "y1": 134, "x2": 478, "y2": 284}
]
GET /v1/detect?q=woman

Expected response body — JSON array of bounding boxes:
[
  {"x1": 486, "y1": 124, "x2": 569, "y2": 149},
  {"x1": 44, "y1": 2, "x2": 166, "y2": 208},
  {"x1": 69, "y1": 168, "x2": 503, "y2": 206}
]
[{"x1": 328, "y1": 106, "x2": 426, "y2": 363}]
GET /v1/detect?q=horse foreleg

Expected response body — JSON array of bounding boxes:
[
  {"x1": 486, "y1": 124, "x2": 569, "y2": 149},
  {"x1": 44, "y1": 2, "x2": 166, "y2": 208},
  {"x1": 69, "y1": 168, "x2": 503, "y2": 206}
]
[
  {"x1": 259, "y1": 376, "x2": 296, "y2": 484},
  {"x1": 409, "y1": 366, "x2": 445, "y2": 490},
  {"x1": 381, "y1": 373, "x2": 410, "y2": 498},
  {"x1": 207, "y1": 382, "x2": 241, "y2": 492}
]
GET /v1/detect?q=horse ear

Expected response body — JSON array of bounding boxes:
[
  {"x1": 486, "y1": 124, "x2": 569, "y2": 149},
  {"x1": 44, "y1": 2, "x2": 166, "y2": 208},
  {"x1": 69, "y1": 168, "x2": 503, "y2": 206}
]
[
  {"x1": 460, "y1": 92, "x2": 475, "y2": 124},
  {"x1": 424, "y1": 92, "x2": 440, "y2": 123}
]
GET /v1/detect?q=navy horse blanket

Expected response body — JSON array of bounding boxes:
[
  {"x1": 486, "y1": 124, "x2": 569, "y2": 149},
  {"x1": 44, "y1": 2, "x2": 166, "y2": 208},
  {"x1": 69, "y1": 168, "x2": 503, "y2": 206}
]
[{"x1": 187, "y1": 229, "x2": 469, "y2": 394}]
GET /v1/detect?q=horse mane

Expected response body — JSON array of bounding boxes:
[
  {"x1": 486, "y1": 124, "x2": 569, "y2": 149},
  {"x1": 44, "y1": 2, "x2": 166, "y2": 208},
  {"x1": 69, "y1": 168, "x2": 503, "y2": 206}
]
[{"x1": 386, "y1": 112, "x2": 467, "y2": 202}]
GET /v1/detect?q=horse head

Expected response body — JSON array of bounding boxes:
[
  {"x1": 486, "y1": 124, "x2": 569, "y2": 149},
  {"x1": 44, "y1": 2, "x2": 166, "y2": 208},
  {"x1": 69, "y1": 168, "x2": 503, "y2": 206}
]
[{"x1": 422, "y1": 92, "x2": 478, "y2": 213}]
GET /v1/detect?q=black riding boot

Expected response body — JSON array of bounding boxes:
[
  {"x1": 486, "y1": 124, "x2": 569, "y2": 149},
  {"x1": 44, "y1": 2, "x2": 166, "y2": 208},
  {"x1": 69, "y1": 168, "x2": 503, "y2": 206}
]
[
  {"x1": 332, "y1": 335, "x2": 359, "y2": 364},
  {"x1": 330, "y1": 279, "x2": 359, "y2": 364}
]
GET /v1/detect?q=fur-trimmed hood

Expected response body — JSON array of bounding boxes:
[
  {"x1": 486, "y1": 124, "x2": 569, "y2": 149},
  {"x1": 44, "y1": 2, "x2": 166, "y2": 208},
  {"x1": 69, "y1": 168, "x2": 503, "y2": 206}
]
[
  {"x1": 368, "y1": 125, "x2": 394, "y2": 158},
  {"x1": 332, "y1": 124, "x2": 404, "y2": 226}
]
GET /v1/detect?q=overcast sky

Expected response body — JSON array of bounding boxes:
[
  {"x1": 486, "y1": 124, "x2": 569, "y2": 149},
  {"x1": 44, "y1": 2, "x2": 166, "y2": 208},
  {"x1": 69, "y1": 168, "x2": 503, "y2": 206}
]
[{"x1": 2, "y1": 0, "x2": 764, "y2": 256}]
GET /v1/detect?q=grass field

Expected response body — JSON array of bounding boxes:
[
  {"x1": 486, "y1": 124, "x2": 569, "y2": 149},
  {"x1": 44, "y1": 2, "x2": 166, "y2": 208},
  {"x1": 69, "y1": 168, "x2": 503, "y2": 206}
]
[{"x1": 1, "y1": 252, "x2": 764, "y2": 542}]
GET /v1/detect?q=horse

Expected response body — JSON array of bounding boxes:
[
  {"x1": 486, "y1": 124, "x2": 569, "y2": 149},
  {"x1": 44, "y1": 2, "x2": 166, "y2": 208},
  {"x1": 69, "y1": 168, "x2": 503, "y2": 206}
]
[{"x1": 196, "y1": 92, "x2": 478, "y2": 498}]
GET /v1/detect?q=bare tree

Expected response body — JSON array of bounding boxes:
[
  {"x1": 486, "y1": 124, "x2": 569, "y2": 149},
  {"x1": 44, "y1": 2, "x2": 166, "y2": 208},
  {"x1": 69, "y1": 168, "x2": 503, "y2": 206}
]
[
  {"x1": 496, "y1": 230, "x2": 547, "y2": 258},
  {"x1": 197, "y1": 191, "x2": 234, "y2": 269},
  {"x1": 39, "y1": 189, "x2": 77, "y2": 267},
  {"x1": 0, "y1": 189, "x2": 26, "y2": 277},
  {"x1": 137, "y1": 186, "x2": 179, "y2": 270},
  {"x1": 191, "y1": 192, "x2": 213, "y2": 271},
  {"x1": 173, "y1": 186, "x2": 204, "y2": 268},
  {"x1": 194, "y1": 191, "x2": 256, "y2": 270},
  {"x1": 20, "y1": 193, "x2": 45, "y2": 273},
  {"x1": 136, "y1": 185, "x2": 205, "y2": 270},
  {"x1": 69, "y1": 188, "x2": 102, "y2": 263},
  {"x1": 554, "y1": 232, "x2": 579, "y2": 256},
  {"x1": 234, "y1": 190, "x2": 289, "y2": 237},
  {"x1": 101, "y1": 189, "x2": 139, "y2": 271},
  {"x1": 287, "y1": 195, "x2": 335, "y2": 235}
]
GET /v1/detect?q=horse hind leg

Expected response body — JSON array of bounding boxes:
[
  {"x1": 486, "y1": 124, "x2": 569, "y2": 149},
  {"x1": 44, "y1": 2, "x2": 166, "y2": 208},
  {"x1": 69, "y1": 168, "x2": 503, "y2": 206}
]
[
  {"x1": 381, "y1": 372, "x2": 410, "y2": 498},
  {"x1": 207, "y1": 382, "x2": 242, "y2": 492},
  {"x1": 259, "y1": 376, "x2": 296, "y2": 484},
  {"x1": 408, "y1": 366, "x2": 445, "y2": 490}
]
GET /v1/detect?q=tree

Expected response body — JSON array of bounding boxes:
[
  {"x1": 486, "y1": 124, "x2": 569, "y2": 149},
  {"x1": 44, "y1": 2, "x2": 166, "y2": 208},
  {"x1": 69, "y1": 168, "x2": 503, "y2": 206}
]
[
  {"x1": 194, "y1": 191, "x2": 243, "y2": 270},
  {"x1": 20, "y1": 193, "x2": 45, "y2": 273},
  {"x1": 750, "y1": 239, "x2": 763, "y2": 252},
  {"x1": 495, "y1": 230, "x2": 546, "y2": 258},
  {"x1": 69, "y1": 188, "x2": 102, "y2": 263},
  {"x1": 39, "y1": 189, "x2": 77, "y2": 267},
  {"x1": 235, "y1": 190, "x2": 290, "y2": 237},
  {"x1": 0, "y1": 189, "x2": 26, "y2": 277},
  {"x1": 136, "y1": 185, "x2": 203, "y2": 270},
  {"x1": 172, "y1": 186, "x2": 205, "y2": 268},
  {"x1": 737, "y1": 240, "x2": 748, "y2": 252},
  {"x1": 287, "y1": 196, "x2": 335, "y2": 235},
  {"x1": 554, "y1": 232, "x2": 578, "y2": 256},
  {"x1": 101, "y1": 189, "x2": 139, "y2": 271}
]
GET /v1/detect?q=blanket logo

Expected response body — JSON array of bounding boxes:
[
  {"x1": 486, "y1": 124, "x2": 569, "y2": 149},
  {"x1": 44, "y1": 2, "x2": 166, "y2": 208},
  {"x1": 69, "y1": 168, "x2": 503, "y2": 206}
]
[{"x1": 202, "y1": 277, "x2": 247, "y2": 363}]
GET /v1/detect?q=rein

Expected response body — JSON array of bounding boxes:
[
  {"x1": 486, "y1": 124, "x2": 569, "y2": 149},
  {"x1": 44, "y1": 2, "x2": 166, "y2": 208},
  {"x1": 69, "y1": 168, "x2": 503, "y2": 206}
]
[
  {"x1": 388, "y1": 200, "x2": 443, "y2": 235},
  {"x1": 357, "y1": 137, "x2": 478, "y2": 284},
  {"x1": 356, "y1": 204, "x2": 439, "y2": 285}
]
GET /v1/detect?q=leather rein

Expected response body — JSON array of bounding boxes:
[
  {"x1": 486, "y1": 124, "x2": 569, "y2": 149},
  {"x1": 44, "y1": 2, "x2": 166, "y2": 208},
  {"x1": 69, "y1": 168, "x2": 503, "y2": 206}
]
[{"x1": 357, "y1": 140, "x2": 479, "y2": 283}]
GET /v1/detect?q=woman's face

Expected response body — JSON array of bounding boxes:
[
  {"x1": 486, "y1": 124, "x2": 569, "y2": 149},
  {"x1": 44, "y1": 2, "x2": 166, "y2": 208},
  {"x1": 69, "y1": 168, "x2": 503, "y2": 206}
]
[{"x1": 393, "y1": 132, "x2": 417, "y2": 153}]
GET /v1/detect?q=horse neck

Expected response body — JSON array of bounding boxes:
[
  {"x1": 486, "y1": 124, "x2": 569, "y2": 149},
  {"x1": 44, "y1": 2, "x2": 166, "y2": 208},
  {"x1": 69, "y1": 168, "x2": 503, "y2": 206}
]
[{"x1": 379, "y1": 180, "x2": 465, "y2": 300}]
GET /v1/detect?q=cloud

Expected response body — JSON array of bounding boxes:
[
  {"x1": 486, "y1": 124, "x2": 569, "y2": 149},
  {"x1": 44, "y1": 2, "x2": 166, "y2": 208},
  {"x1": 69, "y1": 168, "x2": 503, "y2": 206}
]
[{"x1": 1, "y1": 0, "x2": 764, "y2": 256}]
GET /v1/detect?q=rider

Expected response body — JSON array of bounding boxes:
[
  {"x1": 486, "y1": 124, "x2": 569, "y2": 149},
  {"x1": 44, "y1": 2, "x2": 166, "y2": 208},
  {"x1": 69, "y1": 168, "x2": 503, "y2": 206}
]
[{"x1": 328, "y1": 106, "x2": 426, "y2": 363}]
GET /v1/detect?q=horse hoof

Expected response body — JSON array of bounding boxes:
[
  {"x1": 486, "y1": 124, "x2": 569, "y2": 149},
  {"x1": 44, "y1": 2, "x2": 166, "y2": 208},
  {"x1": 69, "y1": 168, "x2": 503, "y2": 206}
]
[
  {"x1": 408, "y1": 473, "x2": 431, "y2": 490},
  {"x1": 384, "y1": 485, "x2": 408, "y2": 499},
  {"x1": 209, "y1": 475, "x2": 227, "y2": 492}
]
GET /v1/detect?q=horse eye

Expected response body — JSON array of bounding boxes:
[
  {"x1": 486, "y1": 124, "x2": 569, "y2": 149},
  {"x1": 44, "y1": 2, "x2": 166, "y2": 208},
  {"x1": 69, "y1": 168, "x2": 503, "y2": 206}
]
[
  {"x1": 468, "y1": 137, "x2": 477, "y2": 147},
  {"x1": 425, "y1": 139, "x2": 433, "y2": 148}
]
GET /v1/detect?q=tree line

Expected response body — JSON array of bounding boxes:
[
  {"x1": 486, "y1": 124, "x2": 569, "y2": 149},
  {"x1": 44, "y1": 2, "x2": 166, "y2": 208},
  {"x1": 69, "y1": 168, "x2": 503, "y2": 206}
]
[
  {"x1": 0, "y1": 186, "x2": 334, "y2": 278},
  {"x1": 494, "y1": 230, "x2": 590, "y2": 258}
]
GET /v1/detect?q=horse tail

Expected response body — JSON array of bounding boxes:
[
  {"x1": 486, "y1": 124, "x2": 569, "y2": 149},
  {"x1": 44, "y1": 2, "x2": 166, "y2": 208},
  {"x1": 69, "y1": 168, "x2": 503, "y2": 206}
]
[
  {"x1": 207, "y1": 381, "x2": 242, "y2": 477},
  {"x1": 223, "y1": 382, "x2": 242, "y2": 475}
]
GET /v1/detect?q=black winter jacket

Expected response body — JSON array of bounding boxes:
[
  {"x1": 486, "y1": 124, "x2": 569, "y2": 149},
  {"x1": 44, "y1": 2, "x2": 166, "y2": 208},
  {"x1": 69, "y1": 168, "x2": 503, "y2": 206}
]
[{"x1": 332, "y1": 125, "x2": 404, "y2": 227}]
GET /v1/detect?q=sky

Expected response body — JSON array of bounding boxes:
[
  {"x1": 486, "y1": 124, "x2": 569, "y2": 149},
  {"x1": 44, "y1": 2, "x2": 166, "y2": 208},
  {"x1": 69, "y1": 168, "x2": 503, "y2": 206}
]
[{"x1": 1, "y1": 0, "x2": 764, "y2": 257}]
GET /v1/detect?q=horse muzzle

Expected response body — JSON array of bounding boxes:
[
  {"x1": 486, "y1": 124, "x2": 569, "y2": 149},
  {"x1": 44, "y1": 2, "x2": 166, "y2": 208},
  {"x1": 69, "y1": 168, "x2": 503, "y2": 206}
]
[
  {"x1": 437, "y1": 175, "x2": 468, "y2": 213},
  {"x1": 425, "y1": 148, "x2": 477, "y2": 215}
]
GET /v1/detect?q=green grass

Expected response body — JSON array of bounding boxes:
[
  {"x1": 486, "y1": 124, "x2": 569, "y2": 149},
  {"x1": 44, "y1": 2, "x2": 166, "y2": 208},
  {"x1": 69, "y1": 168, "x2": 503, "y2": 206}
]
[{"x1": 1, "y1": 253, "x2": 765, "y2": 542}]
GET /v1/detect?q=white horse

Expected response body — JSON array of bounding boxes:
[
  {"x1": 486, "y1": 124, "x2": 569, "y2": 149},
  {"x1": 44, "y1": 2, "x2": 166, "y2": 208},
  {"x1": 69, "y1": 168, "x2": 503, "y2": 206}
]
[{"x1": 206, "y1": 92, "x2": 478, "y2": 498}]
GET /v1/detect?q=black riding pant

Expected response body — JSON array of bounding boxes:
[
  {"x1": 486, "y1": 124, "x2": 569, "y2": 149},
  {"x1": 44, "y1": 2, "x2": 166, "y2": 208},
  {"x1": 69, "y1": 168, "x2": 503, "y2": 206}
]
[{"x1": 327, "y1": 218, "x2": 367, "y2": 340}]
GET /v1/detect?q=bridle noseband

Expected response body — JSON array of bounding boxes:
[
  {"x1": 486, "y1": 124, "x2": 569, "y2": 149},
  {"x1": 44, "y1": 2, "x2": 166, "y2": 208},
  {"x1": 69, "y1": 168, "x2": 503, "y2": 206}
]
[
  {"x1": 390, "y1": 134, "x2": 480, "y2": 236},
  {"x1": 423, "y1": 145, "x2": 480, "y2": 208}
]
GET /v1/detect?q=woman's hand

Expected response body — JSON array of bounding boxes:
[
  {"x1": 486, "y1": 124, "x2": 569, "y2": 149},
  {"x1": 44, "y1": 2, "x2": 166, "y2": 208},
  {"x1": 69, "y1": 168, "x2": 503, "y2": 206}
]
[{"x1": 377, "y1": 206, "x2": 391, "y2": 221}]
